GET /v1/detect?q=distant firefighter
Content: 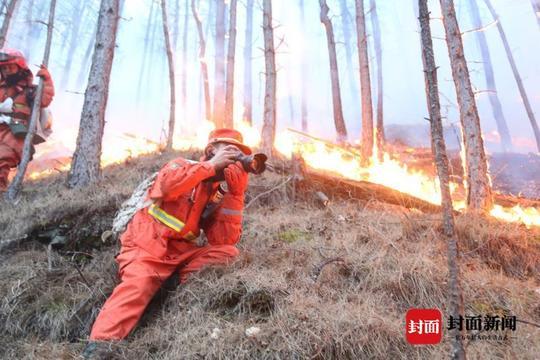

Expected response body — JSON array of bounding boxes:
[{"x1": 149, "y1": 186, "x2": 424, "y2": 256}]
[{"x1": 0, "y1": 48, "x2": 54, "y2": 192}]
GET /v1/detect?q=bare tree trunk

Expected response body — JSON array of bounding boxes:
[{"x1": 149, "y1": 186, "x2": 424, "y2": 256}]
[
  {"x1": 213, "y1": 0, "x2": 226, "y2": 127},
  {"x1": 299, "y1": 0, "x2": 308, "y2": 132},
  {"x1": 467, "y1": 0, "x2": 512, "y2": 152},
  {"x1": 261, "y1": 0, "x2": 277, "y2": 155},
  {"x1": 67, "y1": 0, "x2": 120, "y2": 188},
  {"x1": 60, "y1": 1, "x2": 85, "y2": 90},
  {"x1": 339, "y1": 0, "x2": 359, "y2": 99},
  {"x1": 440, "y1": 0, "x2": 493, "y2": 211},
  {"x1": 484, "y1": 0, "x2": 540, "y2": 152},
  {"x1": 161, "y1": 0, "x2": 177, "y2": 150},
  {"x1": 5, "y1": 0, "x2": 56, "y2": 202},
  {"x1": 242, "y1": 0, "x2": 254, "y2": 124},
  {"x1": 355, "y1": 0, "x2": 374, "y2": 162},
  {"x1": 0, "y1": 0, "x2": 18, "y2": 47},
  {"x1": 192, "y1": 0, "x2": 211, "y2": 121},
  {"x1": 224, "y1": 0, "x2": 237, "y2": 128},
  {"x1": 180, "y1": 0, "x2": 188, "y2": 119},
  {"x1": 531, "y1": 0, "x2": 540, "y2": 29},
  {"x1": 370, "y1": 0, "x2": 384, "y2": 159},
  {"x1": 319, "y1": 0, "x2": 348, "y2": 143},
  {"x1": 418, "y1": 1, "x2": 466, "y2": 359}
]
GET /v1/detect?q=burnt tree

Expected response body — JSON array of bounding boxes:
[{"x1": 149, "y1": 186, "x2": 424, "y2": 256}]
[
  {"x1": 67, "y1": 0, "x2": 120, "y2": 188},
  {"x1": 440, "y1": 0, "x2": 493, "y2": 211},
  {"x1": 319, "y1": 0, "x2": 348, "y2": 143},
  {"x1": 242, "y1": 0, "x2": 254, "y2": 124},
  {"x1": 213, "y1": 0, "x2": 226, "y2": 127},
  {"x1": 484, "y1": 0, "x2": 540, "y2": 152},
  {"x1": 0, "y1": 0, "x2": 18, "y2": 47},
  {"x1": 418, "y1": 0, "x2": 466, "y2": 358},
  {"x1": 161, "y1": 0, "x2": 177, "y2": 150},
  {"x1": 224, "y1": 0, "x2": 237, "y2": 128},
  {"x1": 261, "y1": 0, "x2": 277, "y2": 155},
  {"x1": 370, "y1": 0, "x2": 384, "y2": 158},
  {"x1": 192, "y1": 0, "x2": 211, "y2": 121},
  {"x1": 467, "y1": 0, "x2": 512, "y2": 152},
  {"x1": 355, "y1": 0, "x2": 374, "y2": 162}
]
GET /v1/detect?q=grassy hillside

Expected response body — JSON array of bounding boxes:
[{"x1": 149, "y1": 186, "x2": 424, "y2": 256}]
[{"x1": 0, "y1": 151, "x2": 539, "y2": 359}]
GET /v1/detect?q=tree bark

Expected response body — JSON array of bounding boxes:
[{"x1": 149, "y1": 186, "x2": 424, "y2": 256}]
[
  {"x1": 242, "y1": 0, "x2": 254, "y2": 124},
  {"x1": 213, "y1": 0, "x2": 226, "y2": 127},
  {"x1": 0, "y1": 0, "x2": 18, "y2": 48},
  {"x1": 355, "y1": 0, "x2": 374, "y2": 162},
  {"x1": 319, "y1": 0, "x2": 348, "y2": 143},
  {"x1": 299, "y1": 0, "x2": 308, "y2": 132},
  {"x1": 261, "y1": 0, "x2": 277, "y2": 155},
  {"x1": 370, "y1": 0, "x2": 385, "y2": 159},
  {"x1": 5, "y1": 0, "x2": 56, "y2": 202},
  {"x1": 60, "y1": 1, "x2": 85, "y2": 90},
  {"x1": 192, "y1": 0, "x2": 211, "y2": 121},
  {"x1": 440, "y1": 0, "x2": 493, "y2": 211},
  {"x1": 67, "y1": 0, "x2": 120, "y2": 188},
  {"x1": 161, "y1": 0, "x2": 177, "y2": 150},
  {"x1": 418, "y1": 1, "x2": 466, "y2": 358},
  {"x1": 467, "y1": 0, "x2": 512, "y2": 152},
  {"x1": 484, "y1": 0, "x2": 540, "y2": 152},
  {"x1": 224, "y1": 0, "x2": 237, "y2": 128}
]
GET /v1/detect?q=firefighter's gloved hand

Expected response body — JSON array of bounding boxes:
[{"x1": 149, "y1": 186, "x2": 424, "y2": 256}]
[
  {"x1": 36, "y1": 65, "x2": 51, "y2": 80},
  {"x1": 224, "y1": 161, "x2": 248, "y2": 196}
]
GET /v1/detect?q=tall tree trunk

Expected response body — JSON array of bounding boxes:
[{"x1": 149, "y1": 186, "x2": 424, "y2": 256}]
[
  {"x1": 192, "y1": 0, "x2": 211, "y2": 121},
  {"x1": 320, "y1": 0, "x2": 348, "y2": 143},
  {"x1": 418, "y1": 1, "x2": 466, "y2": 359},
  {"x1": 224, "y1": 0, "x2": 237, "y2": 128},
  {"x1": 60, "y1": 1, "x2": 85, "y2": 90},
  {"x1": 67, "y1": 0, "x2": 120, "y2": 188},
  {"x1": 180, "y1": 0, "x2": 188, "y2": 119},
  {"x1": 0, "y1": 0, "x2": 18, "y2": 47},
  {"x1": 136, "y1": 1, "x2": 157, "y2": 104},
  {"x1": 161, "y1": 0, "x2": 177, "y2": 150},
  {"x1": 5, "y1": 0, "x2": 56, "y2": 202},
  {"x1": 484, "y1": 0, "x2": 540, "y2": 152},
  {"x1": 440, "y1": 0, "x2": 493, "y2": 211},
  {"x1": 242, "y1": 0, "x2": 254, "y2": 124},
  {"x1": 213, "y1": 0, "x2": 226, "y2": 127},
  {"x1": 339, "y1": 0, "x2": 359, "y2": 100},
  {"x1": 467, "y1": 0, "x2": 512, "y2": 152},
  {"x1": 370, "y1": 0, "x2": 384, "y2": 159},
  {"x1": 261, "y1": 0, "x2": 277, "y2": 155},
  {"x1": 355, "y1": 0, "x2": 374, "y2": 162},
  {"x1": 531, "y1": 0, "x2": 540, "y2": 29},
  {"x1": 299, "y1": 0, "x2": 308, "y2": 132}
]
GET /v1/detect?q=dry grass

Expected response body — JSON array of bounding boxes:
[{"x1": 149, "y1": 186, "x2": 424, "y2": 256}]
[{"x1": 0, "y1": 153, "x2": 539, "y2": 359}]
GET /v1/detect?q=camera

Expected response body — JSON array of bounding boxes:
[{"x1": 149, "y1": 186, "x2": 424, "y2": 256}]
[{"x1": 235, "y1": 153, "x2": 268, "y2": 174}]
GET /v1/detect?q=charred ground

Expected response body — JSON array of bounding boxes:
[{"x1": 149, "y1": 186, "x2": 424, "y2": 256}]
[{"x1": 0, "y1": 151, "x2": 539, "y2": 359}]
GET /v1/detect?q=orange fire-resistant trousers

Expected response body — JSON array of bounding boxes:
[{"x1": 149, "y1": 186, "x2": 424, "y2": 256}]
[
  {"x1": 0, "y1": 125, "x2": 24, "y2": 191},
  {"x1": 89, "y1": 241, "x2": 239, "y2": 340}
]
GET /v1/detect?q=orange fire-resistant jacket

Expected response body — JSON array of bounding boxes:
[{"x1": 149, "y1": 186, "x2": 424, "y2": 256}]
[{"x1": 120, "y1": 157, "x2": 245, "y2": 259}]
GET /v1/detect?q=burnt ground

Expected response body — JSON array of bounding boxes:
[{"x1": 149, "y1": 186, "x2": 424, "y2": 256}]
[{"x1": 0, "y1": 150, "x2": 539, "y2": 359}]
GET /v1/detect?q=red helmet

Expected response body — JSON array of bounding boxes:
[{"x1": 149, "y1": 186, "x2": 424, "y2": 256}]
[{"x1": 0, "y1": 48, "x2": 29, "y2": 71}]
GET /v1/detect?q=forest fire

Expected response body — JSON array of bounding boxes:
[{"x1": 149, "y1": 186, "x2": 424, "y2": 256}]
[{"x1": 21, "y1": 123, "x2": 539, "y2": 228}]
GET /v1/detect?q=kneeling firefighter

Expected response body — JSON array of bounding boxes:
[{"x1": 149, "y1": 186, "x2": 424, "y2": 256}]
[
  {"x1": 0, "y1": 48, "x2": 54, "y2": 192},
  {"x1": 84, "y1": 129, "x2": 266, "y2": 354}
]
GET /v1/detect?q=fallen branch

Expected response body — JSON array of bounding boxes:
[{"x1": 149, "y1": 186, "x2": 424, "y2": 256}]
[
  {"x1": 311, "y1": 257, "x2": 345, "y2": 282},
  {"x1": 245, "y1": 176, "x2": 293, "y2": 209}
]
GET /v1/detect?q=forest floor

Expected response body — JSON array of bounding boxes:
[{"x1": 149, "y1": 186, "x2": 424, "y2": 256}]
[{"x1": 0, "y1": 150, "x2": 539, "y2": 359}]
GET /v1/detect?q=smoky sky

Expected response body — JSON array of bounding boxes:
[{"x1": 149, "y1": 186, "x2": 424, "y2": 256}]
[{"x1": 5, "y1": 0, "x2": 540, "y2": 157}]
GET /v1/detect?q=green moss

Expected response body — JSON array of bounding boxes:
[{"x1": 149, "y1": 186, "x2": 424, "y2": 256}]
[{"x1": 278, "y1": 229, "x2": 312, "y2": 243}]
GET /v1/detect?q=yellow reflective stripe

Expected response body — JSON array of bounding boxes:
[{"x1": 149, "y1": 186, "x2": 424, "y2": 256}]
[
  {"x1": 148, "y1": 203, "x2": 185, "y2": 232},
  {"x1": 184, "y1": 231, "x2": 196, "y2": 241}
]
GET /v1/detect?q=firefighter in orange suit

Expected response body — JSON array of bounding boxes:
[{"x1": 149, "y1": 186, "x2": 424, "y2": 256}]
[
  {"x1": 87, "y1": 129, "x2": 250, "y2": 343},
  {"x1": 0, "y1": 48, "x2": 54, "y2": 191}
]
